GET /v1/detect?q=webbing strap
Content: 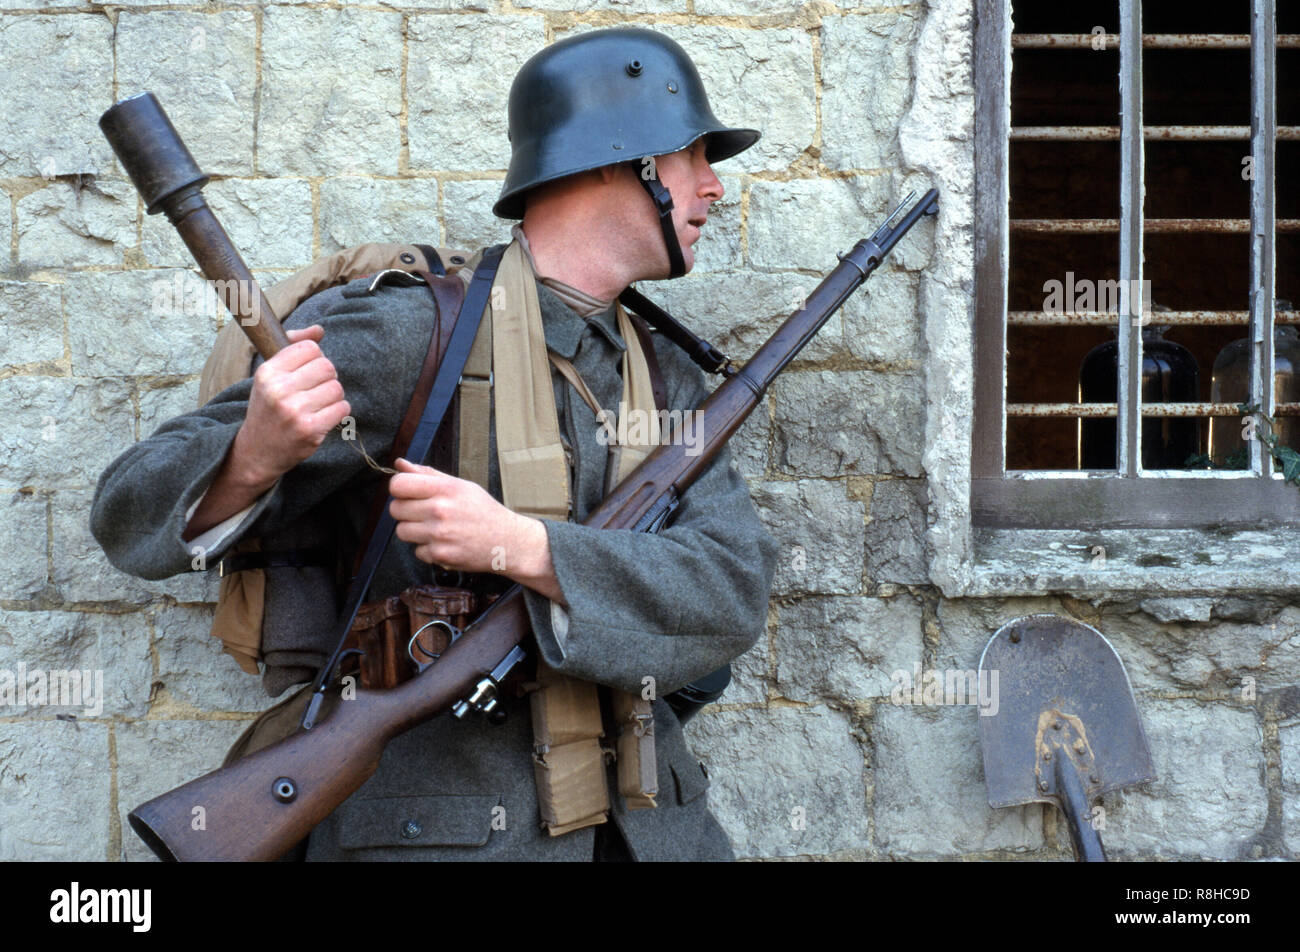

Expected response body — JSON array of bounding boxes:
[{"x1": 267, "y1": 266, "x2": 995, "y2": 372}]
[
  {"x1": 618, "y1": 286, "x2": 735, "y2": 378},
  {"x1": 301, "y1": 244, "x2": 507, "y2": 730}
]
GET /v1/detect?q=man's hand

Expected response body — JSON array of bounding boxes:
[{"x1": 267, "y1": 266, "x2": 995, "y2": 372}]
[
  {"x1": 183, "y1": 325, "x2": 349, "y2": 541},
  {"x1": 388, "y1": 458, "x2": 566, "y2": 605},
  {"x1": 236, "y1": 324, "x2": 351, "y2": 485}
]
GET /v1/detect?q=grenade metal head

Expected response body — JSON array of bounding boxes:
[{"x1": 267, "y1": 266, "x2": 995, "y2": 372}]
[{"x1": 99, "y1": 92, "x2": 209, "y2": 216}]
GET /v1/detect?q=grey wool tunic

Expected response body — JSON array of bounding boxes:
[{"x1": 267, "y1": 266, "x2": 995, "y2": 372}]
[{"x1": 91, "y1": 256, "x2": 779, "y2": 861}]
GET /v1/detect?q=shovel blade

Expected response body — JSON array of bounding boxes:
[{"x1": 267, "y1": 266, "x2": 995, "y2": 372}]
[{"x1": 978, "y1": 613, "x2": 1155, "y2": 809}]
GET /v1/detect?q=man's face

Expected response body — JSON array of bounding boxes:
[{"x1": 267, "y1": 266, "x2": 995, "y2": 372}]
[{"x1": 642, "y1": 137, "x2": 724, "y2": 275}]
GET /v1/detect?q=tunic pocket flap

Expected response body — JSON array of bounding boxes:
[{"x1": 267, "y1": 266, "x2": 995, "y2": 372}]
[{"x1": 336, "y1": 794, "x2": 500, "y2": 849}]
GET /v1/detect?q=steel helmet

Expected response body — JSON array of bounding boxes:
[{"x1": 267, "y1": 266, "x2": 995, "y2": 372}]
[{"x1": 495, "y1": 27, "x2": 760, "y2": 276}]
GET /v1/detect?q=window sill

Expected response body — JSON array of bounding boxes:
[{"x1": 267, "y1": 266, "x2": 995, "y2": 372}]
[{"x1": 943, "y1": 526, "x2": 1300, "y2": 599}]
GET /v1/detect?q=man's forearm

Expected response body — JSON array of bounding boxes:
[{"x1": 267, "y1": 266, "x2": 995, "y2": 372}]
[{"x1": 182, "y1": 426, "x2": 280, "y2": 541}]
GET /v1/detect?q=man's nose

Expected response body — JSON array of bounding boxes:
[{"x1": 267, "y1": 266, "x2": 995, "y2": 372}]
[{"x1": 700, "y1": 162, "x2": 723, "y2": 203}]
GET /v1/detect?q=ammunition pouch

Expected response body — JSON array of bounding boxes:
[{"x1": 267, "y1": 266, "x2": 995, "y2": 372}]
[
  {"x1": 343, "y1": 583, "x2": 496, "y2": 691},
  {"x1": 530, "y1": 659, "x2": 611, "y2": 835}
]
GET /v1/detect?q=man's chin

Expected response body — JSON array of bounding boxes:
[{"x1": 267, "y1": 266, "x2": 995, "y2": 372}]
[
  {"x1": 647, "y1": 249, "x2": 693, "y2": 281},
  {"x1": 675, "y1": 242, "x2": 696, "y2": 276}
]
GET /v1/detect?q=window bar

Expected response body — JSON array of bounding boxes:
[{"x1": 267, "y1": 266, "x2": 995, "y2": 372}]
[
  {"x1": 1012, "y1": 34, "x2": 1300, "y2": 50},
  {"x1": 1250, "y1": 0, "x2": 1277, "y2": 477},
  {"x1": 1003, "y1": 314, "x2": 1300, "y2": 329},
  {"x1": 1010, "y1": 126, "x2": 1300, "y2": 140},
  {"x1": 1008, "y1": 310, "x2": 1300, "y2": 326},
  {"x1": 1008, "y1": 401, "x2": 1300, "y2": 417},
  {"x1": 1118, "y1": 0, "x2": 1143, "y2": 478},
  {"x1": 1010, "y1": 219, "x2": 1300, "y2": 232}
]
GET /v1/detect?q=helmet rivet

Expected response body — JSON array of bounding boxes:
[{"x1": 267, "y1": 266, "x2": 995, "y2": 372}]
[
  {"x1": 626, "y1": 60, "x2": 642, "y2": 77},
  {"x1": 667, "y1": 81, "x2": 678, "y2": 94},
  {"x1": 612, "y1": 141, "x2": 623, "y2": 150}
]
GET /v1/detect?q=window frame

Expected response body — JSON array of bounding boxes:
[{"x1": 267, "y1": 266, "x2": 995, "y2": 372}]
[{"x1": 971, "y1": 0, "x2": 1300, "y2": 529}]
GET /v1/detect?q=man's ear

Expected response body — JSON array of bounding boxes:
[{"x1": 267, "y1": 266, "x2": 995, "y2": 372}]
[{"x1": 597, "y1": 163, "x2": 621, "y2": 186}]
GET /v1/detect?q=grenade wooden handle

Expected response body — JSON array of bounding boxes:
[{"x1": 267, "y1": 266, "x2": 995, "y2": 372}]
[{"x1": 99, "y1": 92, "x2": 289, "y2": 359}]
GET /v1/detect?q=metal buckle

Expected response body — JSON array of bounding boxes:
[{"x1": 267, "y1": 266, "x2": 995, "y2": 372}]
[
  {"x1": 367, "y1": 268, "x2": 423, "y2": 292},
  {"x1": 712, "y1": 355, "x2": 739, "y2": 376}
]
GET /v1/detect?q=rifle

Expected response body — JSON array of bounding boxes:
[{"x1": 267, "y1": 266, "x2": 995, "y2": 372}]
[{"x1": 103, "y1": 92, "x2": 939, "y2": 862}]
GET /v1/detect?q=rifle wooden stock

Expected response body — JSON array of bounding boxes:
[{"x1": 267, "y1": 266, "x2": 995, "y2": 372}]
[
  {"x1": 128, "y1": 188, "x2": 940, "y2": 861},
  {"x1": 130, "y1": 594, "x2": 531, "y2": 861}
]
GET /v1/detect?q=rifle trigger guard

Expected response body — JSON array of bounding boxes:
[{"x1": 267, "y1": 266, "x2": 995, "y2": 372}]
[{"x1": 408, "y1": 618, "x2": 462, "y2": 671}]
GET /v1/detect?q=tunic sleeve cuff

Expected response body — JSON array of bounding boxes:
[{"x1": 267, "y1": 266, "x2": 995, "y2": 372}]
[{"x1": 184, "y1": 490, "x2": 262, "y2": 555}]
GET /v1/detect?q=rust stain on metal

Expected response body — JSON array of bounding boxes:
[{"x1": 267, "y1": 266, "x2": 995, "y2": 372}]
[
  {"x1": 1007, "y1": 402, "x2": 1300, "y2": 418},
  {"x1": 1033, "y1": 709, "x2": 1098, "y2": 798},
  {"x1": 1011, "y1": 403, "x2": 1118, "y2": 418},
  {"x1": 1011, "y1": 218, "x2": 1300, "y2": 234},
  {"x1": 1008, "y1": 310, "x2": 1300, "y2": 326},
  {"x1": 1012, "y1": 33, "x2": 1300, "y2": 50},
  {"x1": 1010, "y1": 125, "x2": 1300, "y2": 140}
]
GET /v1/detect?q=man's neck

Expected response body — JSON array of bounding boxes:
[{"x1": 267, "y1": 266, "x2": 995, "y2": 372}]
[{"x1": 519, "y1": 219, "x2": 634, "y2": 302}]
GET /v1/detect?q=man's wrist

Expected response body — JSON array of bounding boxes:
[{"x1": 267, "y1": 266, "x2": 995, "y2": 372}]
[
  {"x1": 507, "y1": 514, "x2": 565, "y2": 606},
  {"x1": 227, "y1": 425, "x2": 285, "y2": 494},
  {"x1": 181, "y1": 427, "x2": 283, "y2": 541}
]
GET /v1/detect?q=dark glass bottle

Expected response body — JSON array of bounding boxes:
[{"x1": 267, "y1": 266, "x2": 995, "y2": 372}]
[
  {"x1": 1078, "y1": 325, "x2": 1200, "y2": 469},
  {"x1": 1207, "y1": 323, "x2": 1300, "y2": 465}
]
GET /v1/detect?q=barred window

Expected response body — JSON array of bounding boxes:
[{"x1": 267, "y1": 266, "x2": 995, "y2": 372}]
[{"x1": 973, "y1": 0, "x2": 1299, "y2": 527}]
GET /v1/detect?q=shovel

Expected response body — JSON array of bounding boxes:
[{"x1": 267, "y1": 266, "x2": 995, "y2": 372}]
[{"x1": 977, "y1": 613, "x2": 1156, "y2": 861}]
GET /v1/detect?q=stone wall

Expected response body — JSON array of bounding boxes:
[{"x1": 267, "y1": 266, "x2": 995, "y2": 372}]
[{"x1": 1, "y1": 0, "x2": 1296, "y2": 861}]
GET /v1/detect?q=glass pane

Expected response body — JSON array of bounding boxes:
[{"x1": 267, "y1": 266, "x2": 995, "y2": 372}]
[
  {"x1": 1145, "y1": 232, "x2": 1250, "y2": 468},
  {"x1": 1143, "y1": 49, "x2": 1251, "y2": 127},
  {"x1": 1011, "y1": 141, "x2": 1120, "y2": 219},
  {"x1": 1142, "y1": 0, "x2": 1248, "y2": 34},
  {"x1": 1010, "y1": 0, "x2": 1118, "y2": 34},
  {"x1": 1279, "y1": 41, "x2": 1300, "y2": 456},
  {"x1": 1012, "y1": 49, "x2": 1119, "y2": 127},
  {"x1": 1145, "y1": 141, "x2": 1251, "y2": 221},
  {"x1": 1281, "y1": 5, "x2": 1300, "y2": 36},
  {"x1": 1008, "y1": 233, "x2": 1120, "y2": 471}
]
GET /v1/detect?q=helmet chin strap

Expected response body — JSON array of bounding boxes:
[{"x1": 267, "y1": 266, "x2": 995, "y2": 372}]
[{"x1": 637, "y1": 168, "x2": 687, "y2": 279}]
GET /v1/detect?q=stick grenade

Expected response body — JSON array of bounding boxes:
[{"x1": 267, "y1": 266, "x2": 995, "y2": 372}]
[{"x1": 99, "y1": 92, "x2": 289, "y2": 359}]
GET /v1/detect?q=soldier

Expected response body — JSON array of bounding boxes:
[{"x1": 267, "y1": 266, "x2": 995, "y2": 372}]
[{"x1": 92, "y1": 26, "x2": 778, "y2": 860}]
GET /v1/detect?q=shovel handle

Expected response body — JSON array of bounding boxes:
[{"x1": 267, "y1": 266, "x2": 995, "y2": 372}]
[{"x1": 1056, "y1": 754, "x2": 1107, "y2": 862}]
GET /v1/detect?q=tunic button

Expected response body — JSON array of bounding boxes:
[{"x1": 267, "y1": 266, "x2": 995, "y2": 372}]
[{"x1": 401, "y1": 820, "x2": 422, "y2": 839}]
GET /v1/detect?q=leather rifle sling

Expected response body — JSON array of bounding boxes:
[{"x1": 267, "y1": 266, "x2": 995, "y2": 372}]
[
  {"x1": 350, "y1": 272, "x2": 467, "y2": 578},
  {"x1": 302, "y1": 244, "x2": 506, "y2": 730},
  {"x1": 618, "y1": 286, "x2": 733, "y2": 377}
]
